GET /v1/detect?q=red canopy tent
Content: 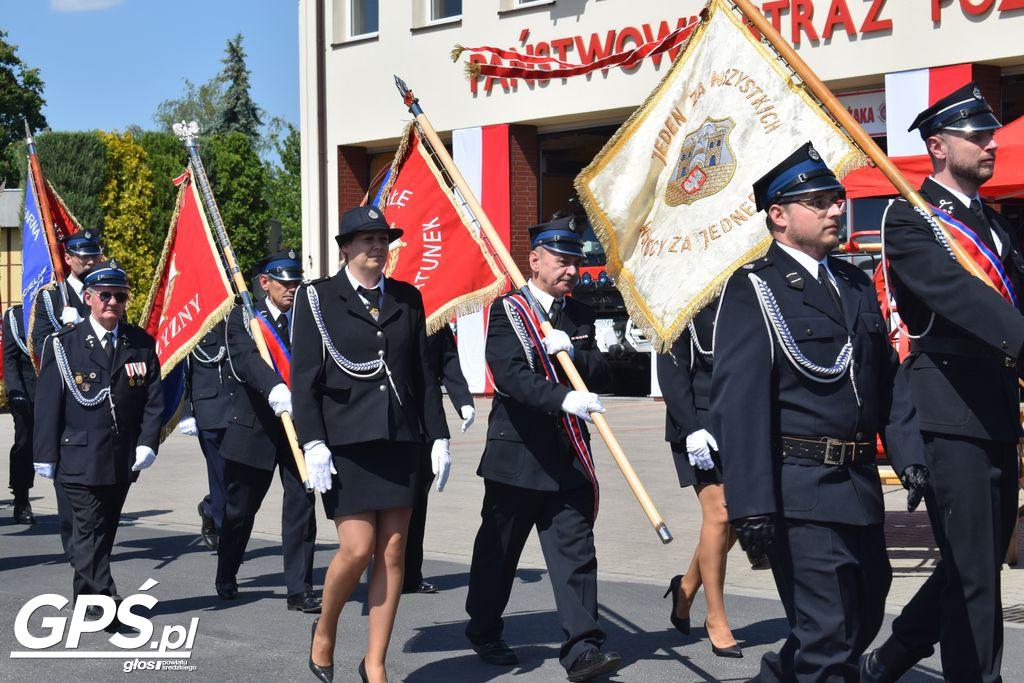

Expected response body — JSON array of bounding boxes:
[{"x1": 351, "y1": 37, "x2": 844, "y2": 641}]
[{"x1": 843, "y1": 114, "x2": 1024, "y2": 200}]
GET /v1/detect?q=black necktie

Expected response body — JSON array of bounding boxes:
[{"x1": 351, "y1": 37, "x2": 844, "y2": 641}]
[
  {"x1": 549, "y1": 299, "x2": 563, "y2": 326},
  {"x1": 970, "y1": 197, "x2": 989, "y2": 227},
  {"x1": 357, "y1": 286, "x2": 381, "y2": 320},
  {"x1": 817, "y1": 263, "x2": 843, "y2": 316},
  {"x1": 103, "y1": 331, "x2": 115, "y2": 364}
]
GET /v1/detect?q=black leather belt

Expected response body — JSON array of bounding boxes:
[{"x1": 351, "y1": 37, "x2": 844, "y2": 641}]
[
  {"x1": 781, "y1": 436, "x2": 874, "y2": 466},
  {"x1": 909, "y1": 337, "x2": 1015, "y2": 367}
]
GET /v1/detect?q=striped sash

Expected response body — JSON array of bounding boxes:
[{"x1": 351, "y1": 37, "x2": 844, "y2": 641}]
[{"x1": 929, "y1": 203, "x2": 1017, "y2": 306}]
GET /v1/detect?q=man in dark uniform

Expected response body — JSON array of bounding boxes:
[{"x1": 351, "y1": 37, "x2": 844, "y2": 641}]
[
  {"x1": 31, "y1": 229, "x2": 105, "y2": 560},
  {"x1": 711, "y1": 143, "x2": 928, "y2": 682},
  {"x1": 4, "y1": 304, "x2": 37, "y2": 523},
  {"x1": 30, "y1": 229, "x2": 104, "y2": 359},
  {"x1": 403, "y1": 324, "x2": 475, "y2": 595},
  {"x1": 465, "y1": 217, "x2": 619, "y2": 682},
  {"x1": 32, "y1": 260, "x2": 162, "y2": 617},
  {"x1": 862, "y1": 83, "x2": 1024, "y2": 683},
  {"x1": 178, "y1": 319, "x2": 234, "y2": 550},
  {"x1": 214, "y1": 249, "x2": 321, "y2": 614}
]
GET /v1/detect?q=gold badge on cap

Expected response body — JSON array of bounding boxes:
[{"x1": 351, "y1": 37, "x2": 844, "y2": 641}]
[
  {"x1": 808, "y1": 146, "x2": 820, "y2": 161},
  {"x1": 368, "y1": 208, "x2": 379, "y2": 219}
]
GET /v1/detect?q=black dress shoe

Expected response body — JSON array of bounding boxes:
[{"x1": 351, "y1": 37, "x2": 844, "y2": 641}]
[
  {"x1": 706, "y1": 620, "x2": 743, "y2": 658},
  {"x1": 84, "y1": 604, "x2": 105, "y2": 620},
  {"x1": 662, "y1": 574, "x2": 690, "y2": 635},
  {"x1": 308, "y1": 618, "x2": 333, "y2": 682},
  {"x1": 288, "y1": 591, "x2": 323, "y2": 613},
  {"x1": 402, "y1": 580, "x2": 438, "y2": 594},
  {"x1": 215, "y1": 579, "x2": 238, "y2": 600},
  {"x1": 357, "y1": 658, "x2": 368, "y2": 682},
  {"x1": 567, "y1": 648, "x2": 622, "y2": 682},
  {"x1": 13, "y1": 501, "x2": 35, "y2": 524},
  {"x1": 197, "y1": 502, "x2": 218, "y2": 550},
  {"x1": 471, "y1": 638, "x2": 519, "y2": 665}
]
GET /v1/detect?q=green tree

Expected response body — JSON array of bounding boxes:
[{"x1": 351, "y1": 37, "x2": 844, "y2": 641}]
[
  {"x1": 154, "y1": 76, "x2": 225, "y2": 137},
  {"x1": 202, "y1": 131, "x2": 269, "y2": 278},
  {"x1": 136, "y1": 131, "x2": 189, "y2": 257},
  {"x1": 33, "y1": 131, "x2": 106, "y2": 232},
  {"x1": 265, "y1": 123, "x2": 301, "y2": 249},
  {"x1": 0, "y1": 30, "x2": 48, "y2": 186},
  {"x1": 213, "y1": 34, "x2": 263, "y2": 147},
  {"x1": 99, "y1": 131, "x2": 156, "y2": 322}
]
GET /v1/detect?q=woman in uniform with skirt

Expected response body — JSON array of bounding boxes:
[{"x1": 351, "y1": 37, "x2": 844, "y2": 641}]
[
  {"x1": 656, "y1": 298, "x2": 743, "y2": 658},
  {"x1": 292, "y1": 206, "x2": 451, "y2": 683}
]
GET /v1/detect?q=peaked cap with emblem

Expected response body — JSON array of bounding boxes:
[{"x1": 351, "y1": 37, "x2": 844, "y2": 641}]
[
  {"x1": 752, "y1": 141, "x2": 845, "y2": 212},
  {"x1": 61, "y1": 229, "x2": 103, "y2": 257},
  {"x1": 82, "y1": 259, "x2": 129, "y2": 288},
  {"x1": 256, "y1": 248, "x2": 304, "y2": 282},
  {"x1": 908, "y1": 81, "x2": 1001, "y2": 139},
  {"x1": 336, "y1": 205, "x2": 404, "y2": 247},
  {"x1": 529, "y1": 216, "x2": 586, "y2": 258}
]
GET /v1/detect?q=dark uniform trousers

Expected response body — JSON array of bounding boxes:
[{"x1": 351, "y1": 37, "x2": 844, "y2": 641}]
[
  {"x1": 183, "y1": 322, "x2": 234, "y2": 530},
  {"x1": 3, "y1": 306, "x2": 36, "y2": 501},
  {"x1": 215, "y1": 303, "x2": 315, "y2": 598},
  {"x1": 882, "y1": 178, "x2": 1024, "y2": 682},
  {"x1": 405, "y1": 327, "x2": 474, "y2": 589},
  {"x1": 31, "y1": 286, "x2": 90, "y2": 561},
  {"x1": 465, "y1": 291, "x2": 611, "y2": 670},
  {"x1": 711, "y1": 242, "x2": 926, "y2": 682},
  {"x1": 33, "y1": 320, "x2": 163, "y2": 601}
]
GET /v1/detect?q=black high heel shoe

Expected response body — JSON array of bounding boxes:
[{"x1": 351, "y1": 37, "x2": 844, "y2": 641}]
[
  {"x1": 308, "y1": 618, "x2": 334, "y2": 682},
  {"x1": 358, "y1": 659, "x2": 368, "y2": 683},
  {"x1": 706, "y1": 620, "x2": 743, "y2": 658},
  {"x1": 662, "y1": 574, "x2": 691, "y2": 635}
]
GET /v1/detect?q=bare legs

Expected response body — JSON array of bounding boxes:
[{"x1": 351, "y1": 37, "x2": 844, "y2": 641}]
[
  {"x1": 311, "y1": 507, "x2": 413, "y2": 683},
  {"x1": 677, "y1": 483, "x2": 738, "y2": 647}
]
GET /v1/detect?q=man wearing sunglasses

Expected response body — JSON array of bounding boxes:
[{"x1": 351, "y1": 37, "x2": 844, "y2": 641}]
[
  {"x1": 32, "y1": 260, "x2": 163, "y2": 629},
  {"x1": 864, "y1": 83, "x2": 1024, "y2": 683},
  {"x1": 711, "y1": 142, "x2": 927, "y2": 682}
]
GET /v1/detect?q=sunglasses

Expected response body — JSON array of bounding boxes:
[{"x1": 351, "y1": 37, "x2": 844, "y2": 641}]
[{"x1": 94, "y1": 291, "x2": 129, "y2": 303}]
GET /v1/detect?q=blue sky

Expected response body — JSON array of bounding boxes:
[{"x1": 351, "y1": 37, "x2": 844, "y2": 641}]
[{"x1": 3, "y1": 0, "x2": 299, "y2": 134}]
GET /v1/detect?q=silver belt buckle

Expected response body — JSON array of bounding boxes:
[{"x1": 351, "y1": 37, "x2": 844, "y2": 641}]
[{"x1": 823, "y1": 438, "x2": 847, "y2": 465}]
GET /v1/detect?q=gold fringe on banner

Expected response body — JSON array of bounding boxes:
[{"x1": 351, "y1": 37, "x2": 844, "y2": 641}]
[
  {"x1": 450, "y1": 44, "x2": 466, "y2": 62},
  {"x1": 465, "y1": 62, "x2": 482, "y2": 79}
]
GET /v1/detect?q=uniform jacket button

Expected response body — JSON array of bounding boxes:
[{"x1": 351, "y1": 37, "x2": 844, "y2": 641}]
[
  {"x1": 376, "y1": 331, "x2": 384, "y2": 337},
  {"x1": 379, "y1": 384, "x2": 386, "y2": 391},
  {"x1": 855, "y1": 432, "x2": 864, "y2": 441},
  {"x1": 805, "y1": 328, "x2": 812, "y2": 336},
  {"x1": 378, "y1": 350, "x2": 385, "y2": 358}
]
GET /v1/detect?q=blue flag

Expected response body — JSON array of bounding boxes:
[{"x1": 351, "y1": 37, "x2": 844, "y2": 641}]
[{"x1": 20, "y1": 171, "x2": 53, "y2": 331}]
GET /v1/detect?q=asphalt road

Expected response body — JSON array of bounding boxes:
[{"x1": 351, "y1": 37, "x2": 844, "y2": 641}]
[{"x1": 3, "y1": 398, "x2": 1024, "y2": 681}]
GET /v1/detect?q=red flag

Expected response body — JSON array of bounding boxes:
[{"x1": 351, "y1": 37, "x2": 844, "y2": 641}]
[
  {"x1": 141, "y1": 169, "x2": 234, "y2": 371},
  {"x1": 379, "y1": 124, "x2": 505, "y2": 332}
]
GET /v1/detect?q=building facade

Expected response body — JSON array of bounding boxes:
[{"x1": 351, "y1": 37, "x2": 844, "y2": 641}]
[{"x1": 298, "y1": 0, "x2": 1024, "y2": 392}]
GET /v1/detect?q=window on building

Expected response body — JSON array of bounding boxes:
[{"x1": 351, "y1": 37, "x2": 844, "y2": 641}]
[
  {"x1": 430, "y1": 0, "x2": 461, "y2": 21},
  {"x1": 351, "y1": 0, "x2": 379, "y2": 36}
]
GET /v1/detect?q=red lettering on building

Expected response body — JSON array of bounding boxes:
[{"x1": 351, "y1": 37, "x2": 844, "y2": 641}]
[
  {"x1": 791, "y1": 0, "x2": 820, "y2": 43},
  {"x1": 822, "y1": 0, "x2": 857, "y2": 39}
]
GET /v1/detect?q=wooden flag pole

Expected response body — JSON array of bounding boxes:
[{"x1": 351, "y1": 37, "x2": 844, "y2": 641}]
[
  {"x1": 731, "y1": 0, "x2": 990, "y2": 285},
  {"x1": 173, "y1": 121, "x2": 312, "y2": 491},
  {"x1": 395, "y1": 76, "x2": 673, "y2": 544}
]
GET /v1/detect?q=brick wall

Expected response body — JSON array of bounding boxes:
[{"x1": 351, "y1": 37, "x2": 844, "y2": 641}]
[
  {"x1": 508, "y1": 125, "x2": 539, "y2": 276},
  {"x1": 337, "y1": 145, "x2": 369, "y2": 225}
]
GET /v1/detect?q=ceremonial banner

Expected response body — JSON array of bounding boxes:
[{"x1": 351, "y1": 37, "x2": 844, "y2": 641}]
[
  {"x1": 140, "y1": 170, "x2": 235, "y2": 439},
  {"x1": 20, "y1": 169, "x2": 51, "y2": 333},
  {"x1": 379, "y1": 123, "x2": 505, "y2": 333},
  {"x1": 575, "y1": 0, "x2": 867, "y2": 351}
]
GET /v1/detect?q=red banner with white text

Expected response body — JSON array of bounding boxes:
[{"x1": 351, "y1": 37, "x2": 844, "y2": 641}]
[{"x1": 380, "y1": 124, "x2": 506, "y2": 333}]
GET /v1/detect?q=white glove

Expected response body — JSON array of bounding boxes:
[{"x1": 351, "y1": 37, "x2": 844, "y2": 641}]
[
  {"x1": 541, "y1": 328, "x2": 574, "y2": 358},
  {"x1": 34, "y1": 463, "x2": 55, "y2": 479},
  {"x1": 560, "y1": 391, "x2": 606, "y2": 423},
  {"x1": 685, "y1": 429, "x2": 718, "y2": 471},
  {"x1": 61, "y1": 306, "x2": 82, "y2": 326},
  {"x1": 268, "y1": 383, "x2": 292, "y2": 416},
  {"x1": 132, "y1": 446, "x2": 157, "y2": 472},
  {"x1": 177, "y1": 417, "x2": 199, "y2": 437},
  {"x1": 460, "y1": 405, "x2": 476, "y2": 432},
  {"x1": 303, "y1": 440, "x2": 336, "y2": 494},
  {"x1": 431, "y1": 438, "x2": 451, "y2": 492}
]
